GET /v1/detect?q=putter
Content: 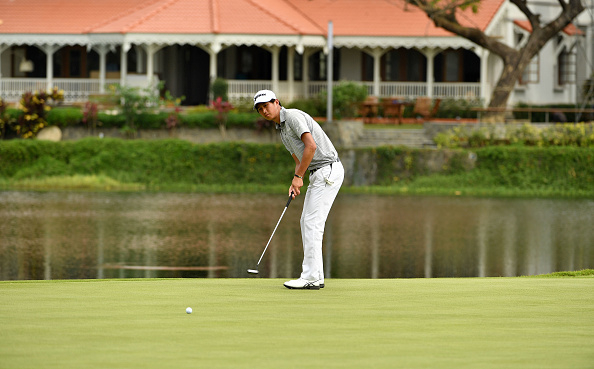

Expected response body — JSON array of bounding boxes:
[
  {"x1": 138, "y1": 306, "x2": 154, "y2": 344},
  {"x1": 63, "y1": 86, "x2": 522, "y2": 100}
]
[{"x1": 247, "y1": 192, "x2": 294, "y2": 275}]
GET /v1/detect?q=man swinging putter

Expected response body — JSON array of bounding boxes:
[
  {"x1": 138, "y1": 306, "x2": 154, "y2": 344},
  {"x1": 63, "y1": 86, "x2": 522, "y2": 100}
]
[{"x1": 254, "y1": 90, "x2": 344, "y2": 290}]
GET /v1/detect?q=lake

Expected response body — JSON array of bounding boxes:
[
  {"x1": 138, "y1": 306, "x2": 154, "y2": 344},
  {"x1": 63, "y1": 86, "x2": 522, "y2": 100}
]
[{"x1": 0, "y1": 191, "x2": 592, "y2": 280}]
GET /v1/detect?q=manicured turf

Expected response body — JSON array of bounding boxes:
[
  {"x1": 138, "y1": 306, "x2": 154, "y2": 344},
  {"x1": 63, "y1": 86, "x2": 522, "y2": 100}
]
[{"x1": 1, "y1": 278, "x2": 593, "y2": 369}]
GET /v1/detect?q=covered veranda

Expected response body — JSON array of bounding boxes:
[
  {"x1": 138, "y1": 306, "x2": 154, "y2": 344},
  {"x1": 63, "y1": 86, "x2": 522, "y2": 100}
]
[{"x1": 0, "y1": 0, "x2": 504, "y2": 105}]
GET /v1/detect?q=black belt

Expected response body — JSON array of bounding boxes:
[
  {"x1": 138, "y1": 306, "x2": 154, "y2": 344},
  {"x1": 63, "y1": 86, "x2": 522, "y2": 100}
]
[{"x1": 310, "y1": 158, "x2": 340, "y2": 175}]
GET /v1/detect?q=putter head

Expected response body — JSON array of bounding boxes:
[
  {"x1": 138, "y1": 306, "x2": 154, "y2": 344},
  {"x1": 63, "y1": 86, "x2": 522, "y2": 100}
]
[{"x1": 247, "y1": 269, "x2": 259, "y2": 274}]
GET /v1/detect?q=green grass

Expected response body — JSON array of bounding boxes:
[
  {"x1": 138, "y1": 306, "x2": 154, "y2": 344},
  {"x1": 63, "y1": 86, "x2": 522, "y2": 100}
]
[
  {"x1": 2, "y1": 173, "x2": 593, "y2": 198},
  {"x1": 1, "y1": 278, "x2": 593, "y2": 369},
  {"x1": 0, "y1": 174, "x2": 146, "y2": 192},
  {"x1": 532, "y1": 269, "x2": 594, "y2": 277},
  {"x1": 0, "y1": 175, "x2": 290, "y2": 194}
]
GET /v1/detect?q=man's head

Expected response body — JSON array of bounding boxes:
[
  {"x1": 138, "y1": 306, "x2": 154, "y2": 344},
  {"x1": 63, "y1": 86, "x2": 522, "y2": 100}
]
[{"x1": 253, "y1": 90, "x2": 281, "y2": 122}]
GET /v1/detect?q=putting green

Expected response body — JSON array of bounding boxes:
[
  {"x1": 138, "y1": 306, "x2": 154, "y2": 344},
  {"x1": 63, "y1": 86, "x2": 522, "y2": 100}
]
[{"x1": 1, "y1": 278, "x2": 592, "y2": 369}]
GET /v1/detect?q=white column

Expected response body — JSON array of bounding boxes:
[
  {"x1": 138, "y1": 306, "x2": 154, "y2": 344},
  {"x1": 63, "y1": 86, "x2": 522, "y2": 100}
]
[
  {"x1": 95, "y1": 45, "x2": 108, "y2": 93},
  {"x1": 302, "y1": 48, "x2": 313, "y2": 98},
  {"x1": 135, "y1": 45, "x2": 144, "y2": 73},
  {"x1": 287, "y1": 46, "x2": 295, "y2": 102},
  {"x1": 145, "y1": 44, "x2": 155, "y2": 84},
  {"x1": 43, "y1": 45, "x2": 58, "y2": 92},
  {"x1": 209, "y1": 43, "x2": 221, "y2": 82},
  {"x1": 209, "y1": 42, "x2": 221, "y2": 102},
  {"x1": 143, "y1": 44, "x2": 165, "y2": 87},
  {"x1": 120, "y1": 43, "x2": 130, "y2": 87},
  {"x1": 480, "y1": 48, "x2": 490, "y2": 104},
  {"x1": 424, "y1": 49, "x2": 437, "y2": 98},
  {"x1": 372, "y1": 48, "x2": 383, "y2": 97}
]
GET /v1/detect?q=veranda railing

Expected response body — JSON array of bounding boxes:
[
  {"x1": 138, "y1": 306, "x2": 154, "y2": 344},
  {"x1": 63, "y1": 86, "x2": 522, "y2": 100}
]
[
  {"x1": 1, "y1": 78, "x2": 481, "y2": 103},
  {"x1": 0, "y1": 78, "x2": 120, "y2": 103},
  {"x1": 227, "y1": 80, "x2": 480, "y2": 102}
]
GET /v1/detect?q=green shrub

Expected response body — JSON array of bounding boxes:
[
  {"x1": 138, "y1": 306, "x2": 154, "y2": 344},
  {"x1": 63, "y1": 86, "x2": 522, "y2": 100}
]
[
  {"x1": 136, "y1": 112, "x2": 170, "y2": 129},
  {"x1": 226, "y1": 112, "x2": 262, "y2": 128},
  {"x1": 46, "y1": 107, "x2": 83, "y2": 127},
  {"x1": 1, "y1": 140, "x2": 593, "y2": 196},
  {"x1": 285, "y1": 97, "x2": 326, "y2": 117},
  {"x1": 211, "y1": 78, "x2": 229, "y2": 102},
  {"x1": 179, "y1": 111, "x2": 217, "y2": 128},
  {"x1": 0, "y1": 138, "x2": 293, "y2": 186},
  {"x1": 320, "y1": 81, "x2": 368, "y2": 119},
  {"x1": 434, "y1": 123, "x2": 594, "y2": 148},
  {"x1": 437, "y1": 98, "x2": 483, "y2": 119},
  {"x1": 474, "y1": 146, "x2": 594, "y2": 190},
  {"x1": 96, "y1": 113, "x2": 126, "y2": 128},
  {"x1": 87, "y1": 110, "x2": 258, "y2": 130},
  {"x1": 108, "y1": 83, "x2": 162, "y2": 133},
  {"x1": 232, "y1": 97, "x2": 257, "y2": 113}
]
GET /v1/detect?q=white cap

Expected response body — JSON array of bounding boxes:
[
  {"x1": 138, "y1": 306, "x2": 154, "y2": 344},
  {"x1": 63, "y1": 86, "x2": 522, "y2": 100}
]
[{"x1": 253, "y1": 90, "x2": 277, "y2": 109}]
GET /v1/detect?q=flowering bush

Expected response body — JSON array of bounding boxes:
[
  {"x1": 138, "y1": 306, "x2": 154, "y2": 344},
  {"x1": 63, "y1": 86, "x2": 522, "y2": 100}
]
[
  {"x1": 211, "y1": 96, "x2": 234, "y2": 137},
  {"x1": 82, "y1": 102, "x2": 99, "y2": 132},
  {"x1": 14, "y1": 87, "x2": 64, "y2": 138},
  {"x1": 212, "y1": 96, "x2": 233, "y2": 124},
  {"x1": 163, "y1": 91, "x2": 185, "y2": 132}
]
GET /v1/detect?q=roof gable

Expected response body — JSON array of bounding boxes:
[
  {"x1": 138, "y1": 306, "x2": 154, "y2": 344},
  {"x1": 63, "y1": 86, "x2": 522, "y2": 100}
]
[{"x1": 0, "y1": 0, "x2": 506, "y2": 37}]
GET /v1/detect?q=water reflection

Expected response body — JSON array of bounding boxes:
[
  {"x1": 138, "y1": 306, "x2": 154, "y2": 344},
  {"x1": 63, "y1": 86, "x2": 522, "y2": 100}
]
[{"x1": 0, "y1": 191, "x2": 592, "y2": 280}]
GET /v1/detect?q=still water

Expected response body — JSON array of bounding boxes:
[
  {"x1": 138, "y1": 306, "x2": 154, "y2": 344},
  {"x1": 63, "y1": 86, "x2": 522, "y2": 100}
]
[{"x1": 0, "y1": 191, "x2": 592, "y2": 280}]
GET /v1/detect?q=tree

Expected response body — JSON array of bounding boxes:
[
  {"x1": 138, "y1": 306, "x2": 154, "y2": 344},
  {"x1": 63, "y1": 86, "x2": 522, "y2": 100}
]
[{"x1": 409, "y1": 0, "x2": 585, "y2": 121}]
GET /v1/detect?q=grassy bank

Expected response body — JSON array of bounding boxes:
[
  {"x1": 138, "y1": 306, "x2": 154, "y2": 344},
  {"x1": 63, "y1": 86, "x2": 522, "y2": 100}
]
[
  {"x1": 1, "y1": 276, "x2": 592, "y2": 369},
  {"x1": 1, "y1": 138, "x2": 593, "y2": 197}
]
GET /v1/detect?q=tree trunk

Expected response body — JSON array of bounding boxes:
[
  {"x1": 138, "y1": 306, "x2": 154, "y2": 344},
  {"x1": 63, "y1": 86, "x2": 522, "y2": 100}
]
[{"x1": 483, "y1": 52, "x2": 534, "y2": 123}]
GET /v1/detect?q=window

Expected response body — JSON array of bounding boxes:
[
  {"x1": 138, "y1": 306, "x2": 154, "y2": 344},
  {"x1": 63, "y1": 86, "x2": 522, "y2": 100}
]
[
  {"x1": 557, "y1": 49, "x2": 576, "y2": 86},
  {"x1": 519, "y1": 55, "x2": 539, "y2": 85}
]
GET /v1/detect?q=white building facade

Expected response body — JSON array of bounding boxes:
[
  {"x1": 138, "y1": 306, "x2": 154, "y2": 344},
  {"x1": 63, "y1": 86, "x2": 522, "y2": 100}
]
[{"x1": 0, "y1": 0, "x2": 590, "y2": 107}]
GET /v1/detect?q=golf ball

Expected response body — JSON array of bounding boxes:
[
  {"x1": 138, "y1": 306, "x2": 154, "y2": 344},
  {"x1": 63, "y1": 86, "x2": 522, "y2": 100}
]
[{"x1": 186, "y1": 307, "x2": 192, "y2": 314}]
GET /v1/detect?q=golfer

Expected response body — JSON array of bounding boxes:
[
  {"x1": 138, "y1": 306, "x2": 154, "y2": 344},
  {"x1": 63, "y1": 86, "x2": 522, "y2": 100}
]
[{"x1": 254, "y1": 90, "x2": 344, "y2": 290}]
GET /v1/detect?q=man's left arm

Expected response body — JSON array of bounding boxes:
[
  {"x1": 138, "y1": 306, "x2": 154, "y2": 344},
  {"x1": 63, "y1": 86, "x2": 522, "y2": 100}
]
[{"x1": 290, "y1": 132, "x2": 316, "y2": 197}]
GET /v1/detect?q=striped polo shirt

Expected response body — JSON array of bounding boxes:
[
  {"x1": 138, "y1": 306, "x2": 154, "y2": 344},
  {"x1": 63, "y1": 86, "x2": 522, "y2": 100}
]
[{"x1": 276, "y1": 107, "x2": 339, "y2": 171}]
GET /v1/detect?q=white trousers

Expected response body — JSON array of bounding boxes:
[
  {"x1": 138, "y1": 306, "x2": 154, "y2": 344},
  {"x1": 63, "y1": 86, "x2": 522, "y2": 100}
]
[{"x1": 300, "y1": 161, "x2": 344, "y2": 282}]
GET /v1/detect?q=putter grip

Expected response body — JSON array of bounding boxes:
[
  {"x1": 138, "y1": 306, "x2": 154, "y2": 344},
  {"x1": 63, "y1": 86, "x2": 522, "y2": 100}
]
[{"x1": 286, "y1": 192, "x2": 294, "y2": 207}]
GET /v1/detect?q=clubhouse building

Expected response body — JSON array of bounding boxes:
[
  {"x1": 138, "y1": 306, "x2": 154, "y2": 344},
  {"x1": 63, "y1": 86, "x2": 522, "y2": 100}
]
[{"x1": 0, "y1": 0, "x2": 590, "y2": 106}]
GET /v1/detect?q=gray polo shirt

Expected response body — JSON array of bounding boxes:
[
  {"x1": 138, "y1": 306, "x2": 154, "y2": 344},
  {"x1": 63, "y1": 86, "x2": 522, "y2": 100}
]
[{"x1": 276, "y1": 107, "x2": 339, "y2": 171}]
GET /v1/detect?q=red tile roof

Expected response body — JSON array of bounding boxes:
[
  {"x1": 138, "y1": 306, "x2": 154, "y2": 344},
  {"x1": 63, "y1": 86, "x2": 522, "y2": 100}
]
[
  {"x1": 0, "y1": 0, "x2": 505, "y2": 37},
  {"x1": 514, "y1": 20, "x2": 584, "y2": 36}
]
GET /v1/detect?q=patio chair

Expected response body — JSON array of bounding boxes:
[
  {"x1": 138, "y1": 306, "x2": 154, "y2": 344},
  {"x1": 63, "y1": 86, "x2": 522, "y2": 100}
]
[
  {"x1": 381, "y1": 97, "x2": 411, "y2": 124},
  {"x1": 413, "y1": 97, "x2": 441, "y2": 120},
  {"x1": 359, "y1": 96, "x2": 379, "y2": 123}
]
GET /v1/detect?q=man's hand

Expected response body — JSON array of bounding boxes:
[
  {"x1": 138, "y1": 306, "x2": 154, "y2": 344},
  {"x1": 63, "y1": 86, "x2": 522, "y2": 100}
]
[{"x1": 290, "y1": 176, "x2": 303, "y2": 198}]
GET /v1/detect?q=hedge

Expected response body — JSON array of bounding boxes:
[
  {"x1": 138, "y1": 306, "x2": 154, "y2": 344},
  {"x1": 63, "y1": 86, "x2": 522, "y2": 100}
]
[
  {"x1": 3, "y1": 107, "x2": 263, "y2": 135},
  {"x1": 1, "y1": 139, "x2": 593, "y2": 194},
  {"x1": 0, "y1": 139, "x2": 293, "y2": 186}
]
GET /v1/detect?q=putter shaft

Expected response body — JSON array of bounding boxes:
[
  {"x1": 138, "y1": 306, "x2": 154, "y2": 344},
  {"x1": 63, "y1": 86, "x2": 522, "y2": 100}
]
[{"x1": 252, "y1": 193, "x2": 293, "y2": 269}]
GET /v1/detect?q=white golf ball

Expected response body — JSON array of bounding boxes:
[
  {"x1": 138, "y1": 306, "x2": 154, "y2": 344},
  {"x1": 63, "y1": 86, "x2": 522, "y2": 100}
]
[{"x1": 186, "y1": 307, "x2": 192, "y2": 314}]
